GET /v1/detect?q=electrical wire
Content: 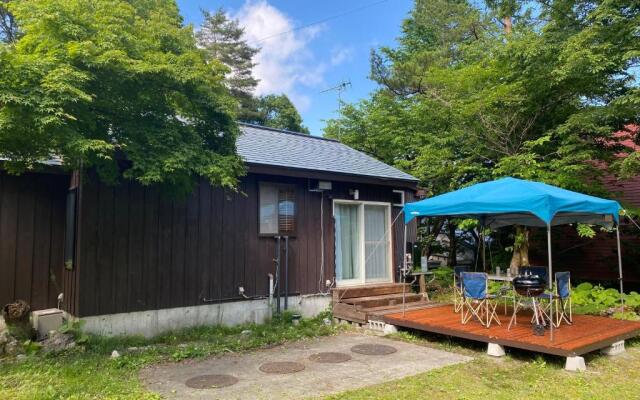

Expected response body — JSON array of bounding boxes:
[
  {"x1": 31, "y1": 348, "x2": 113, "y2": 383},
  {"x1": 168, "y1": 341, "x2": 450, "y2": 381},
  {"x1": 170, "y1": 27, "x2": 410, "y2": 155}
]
[{"x1": 250, "y1": 0, "x2": 391, "y2": 44}]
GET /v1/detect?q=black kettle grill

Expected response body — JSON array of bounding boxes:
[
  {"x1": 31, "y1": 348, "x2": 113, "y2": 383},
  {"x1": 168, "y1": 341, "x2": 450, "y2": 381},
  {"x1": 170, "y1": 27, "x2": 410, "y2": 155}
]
[{"x1": 512, "y1": 275, "x2": 546, "y2": 297}]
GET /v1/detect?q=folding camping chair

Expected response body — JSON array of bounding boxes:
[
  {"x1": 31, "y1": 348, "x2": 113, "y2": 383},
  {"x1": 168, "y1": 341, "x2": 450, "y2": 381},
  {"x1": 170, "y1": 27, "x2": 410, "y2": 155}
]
[
  {"x1": 537, "y1": 271, "x2": 572, "y2": 328},
  {"x1": 461, "y1": 272, "x2": 501, "y2": 328},
  {"x1": 521, "y1": 266, "x2": 548, "y2": 282},
  {"x1": 453, "y1": 266, "x2": 469, "y2": 313},
  {"x1": 553, "y1": 272, "x2": 573, "y2": 326}
]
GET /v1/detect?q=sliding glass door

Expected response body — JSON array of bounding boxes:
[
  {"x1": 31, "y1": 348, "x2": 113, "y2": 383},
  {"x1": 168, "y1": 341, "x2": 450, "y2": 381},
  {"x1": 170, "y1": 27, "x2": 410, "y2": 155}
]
[{"x1": 334, "y1": 201, "x2": 392, "y2": 286}]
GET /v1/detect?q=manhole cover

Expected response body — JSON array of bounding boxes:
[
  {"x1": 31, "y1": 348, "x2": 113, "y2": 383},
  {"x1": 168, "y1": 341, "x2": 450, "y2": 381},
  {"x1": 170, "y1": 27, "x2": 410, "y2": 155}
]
[
  {"x1": 350, "y1": 344, "x2": 397, "y2": 355},
  {"x1": 259, "y1": 361, "x2": 305, "y2": 374},
  {"x1": 309, "y1": 352, "x2": 352, "y2": 363},
  {"x1": 184, "y1": 374, "x2": 238, "y2": 389}
]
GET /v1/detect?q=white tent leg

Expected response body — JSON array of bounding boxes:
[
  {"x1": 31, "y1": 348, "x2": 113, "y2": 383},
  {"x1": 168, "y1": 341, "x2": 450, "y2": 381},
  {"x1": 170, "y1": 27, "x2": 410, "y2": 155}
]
[
  {"x1": 547, "y1": 224, "x2": 553, "y2": 342},
  {"x1": 616, "y1": 225, "x2": 624, "y2": 310},
  {"x1": 403, "y1": 223, "x2": 407, "y2": 317}
]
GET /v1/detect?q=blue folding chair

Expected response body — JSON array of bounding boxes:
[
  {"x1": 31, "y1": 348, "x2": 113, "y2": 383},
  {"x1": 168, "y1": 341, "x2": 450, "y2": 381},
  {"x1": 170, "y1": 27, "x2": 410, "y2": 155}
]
[
  {"x1": 554, "y1": 272, "x2": 572, "y2": 326},
  {"x1": 461, "y1": 272, "x2": 501, "y2": 328},
  {"x1": 537, "y1": 271, "x2": 572, "y2": 327},
  {"x1": 453, "y1": 266, "x2": 469, "y2": 313},
  {"x1": 521, "y1": 266, "x2": 548, "y2": 283}
]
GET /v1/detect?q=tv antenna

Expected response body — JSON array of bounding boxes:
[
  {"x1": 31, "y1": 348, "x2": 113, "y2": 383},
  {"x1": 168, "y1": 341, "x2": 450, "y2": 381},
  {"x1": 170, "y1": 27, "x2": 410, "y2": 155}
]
[{"x1": 320, "y1": 80, "x2": 351, "y2": 114}]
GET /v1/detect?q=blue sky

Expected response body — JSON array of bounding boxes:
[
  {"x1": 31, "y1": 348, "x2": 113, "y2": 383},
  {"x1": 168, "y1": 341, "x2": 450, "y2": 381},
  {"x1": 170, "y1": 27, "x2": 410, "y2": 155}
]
[{"x1": 176, "y1": 0, "x2": 414, "y2": 136}]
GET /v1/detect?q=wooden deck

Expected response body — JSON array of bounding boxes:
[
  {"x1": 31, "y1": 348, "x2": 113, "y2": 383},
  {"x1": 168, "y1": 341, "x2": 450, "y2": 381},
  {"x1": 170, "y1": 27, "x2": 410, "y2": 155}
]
[{"x1": 384, "y1": 305, "x2": 640, "y2": 357}]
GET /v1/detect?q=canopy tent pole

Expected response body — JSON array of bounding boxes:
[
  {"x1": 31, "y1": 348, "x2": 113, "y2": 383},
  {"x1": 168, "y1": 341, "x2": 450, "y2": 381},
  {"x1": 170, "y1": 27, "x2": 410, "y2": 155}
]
[
  {"x1": 547, "y1": 224, "x2": 554, "y2": 342},
  {"x1": 403, "y1": 223, "x2": 407, "y2": 316},
  {"x1": 616, "y1": 225, "x2": 624, "y2": 310}
]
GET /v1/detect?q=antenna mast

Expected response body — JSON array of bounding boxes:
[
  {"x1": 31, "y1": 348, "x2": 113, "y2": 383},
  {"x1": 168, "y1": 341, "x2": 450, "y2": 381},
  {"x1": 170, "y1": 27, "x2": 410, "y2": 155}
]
[{"x1": 320, "y1": 80, "x2": 351, "y2": 115}]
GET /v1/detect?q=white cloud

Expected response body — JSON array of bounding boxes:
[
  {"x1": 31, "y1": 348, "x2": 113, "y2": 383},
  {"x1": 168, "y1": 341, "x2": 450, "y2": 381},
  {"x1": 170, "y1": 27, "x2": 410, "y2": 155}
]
[
  {"x1": 232, "y1": 1, "x2": 326, "y2": 112},
  {"x1": 330, "y1": 46, "x2": 353, "y2": 66}
]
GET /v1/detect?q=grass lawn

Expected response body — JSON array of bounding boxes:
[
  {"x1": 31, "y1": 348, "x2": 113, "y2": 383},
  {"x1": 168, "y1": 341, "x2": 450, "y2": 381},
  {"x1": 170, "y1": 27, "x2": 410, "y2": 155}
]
[
  {"x1": 0, "y1": 311, "x2": 339, "y2": 399},
  {"x1": 2, "y1": 309, "x2": 639, "y2": 400},
  {"x1": 330, "y1": 332, "x2": 640, "y2": 400}
]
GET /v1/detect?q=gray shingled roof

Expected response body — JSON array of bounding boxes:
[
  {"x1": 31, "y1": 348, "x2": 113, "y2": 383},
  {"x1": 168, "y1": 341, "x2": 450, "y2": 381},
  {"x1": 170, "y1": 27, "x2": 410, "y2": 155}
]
[{"x1": 238, "y1": 124, "x2": 418, "y2": 182}]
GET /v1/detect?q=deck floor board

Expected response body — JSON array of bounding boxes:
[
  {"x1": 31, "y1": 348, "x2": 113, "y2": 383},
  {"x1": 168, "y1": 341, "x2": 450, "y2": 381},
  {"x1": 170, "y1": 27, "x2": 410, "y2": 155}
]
[{"x1": 384, "y1": 305, "x2": 640, "y2": 356}]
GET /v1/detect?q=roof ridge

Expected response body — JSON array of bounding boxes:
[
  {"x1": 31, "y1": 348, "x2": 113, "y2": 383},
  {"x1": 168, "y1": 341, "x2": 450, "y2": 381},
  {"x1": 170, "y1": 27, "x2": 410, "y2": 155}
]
[{"x1": 238, "y1": 122, "x2": 338, "y2": 142}]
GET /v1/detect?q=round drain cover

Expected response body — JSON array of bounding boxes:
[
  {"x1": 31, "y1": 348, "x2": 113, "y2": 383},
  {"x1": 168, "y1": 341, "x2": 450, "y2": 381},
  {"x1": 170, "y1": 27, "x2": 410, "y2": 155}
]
[
  {"x1": 259, "y1": 361, "x2": 305, "y2": 374},
  {"x1": 309, "y1": 352, "x2": 352, "y2": 363},
  {"x1": 185, "y1": 374, "x2": 238, "y2": 389},
  {"x1": 350, "y1": 344, "x2": 397, "y2": 356}
]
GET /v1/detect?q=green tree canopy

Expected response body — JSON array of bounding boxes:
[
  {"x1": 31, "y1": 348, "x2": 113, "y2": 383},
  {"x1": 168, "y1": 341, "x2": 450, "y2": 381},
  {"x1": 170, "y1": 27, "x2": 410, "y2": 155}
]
[
  {"x1": 326, "y1": 0, "x2": 639, "y2": 196},
  {"x1": 252, "y1": 94, "x2": 310, "y2": 134},
  {"x1": 0, "y1": 0, "x2": 244, "y2": 193},
  {"x1": 325, "y1": 0, "x2": 639, "y2": 270},
  {"x1": 196, "y1": 8, "x2": 260, "y2": 123}
]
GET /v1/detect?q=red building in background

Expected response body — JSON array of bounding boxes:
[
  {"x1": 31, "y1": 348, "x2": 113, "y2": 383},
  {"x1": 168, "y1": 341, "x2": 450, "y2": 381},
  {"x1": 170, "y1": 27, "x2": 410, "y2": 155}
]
[{"x1": 532, "y1": 125, "x2": 640, "y2": 285}]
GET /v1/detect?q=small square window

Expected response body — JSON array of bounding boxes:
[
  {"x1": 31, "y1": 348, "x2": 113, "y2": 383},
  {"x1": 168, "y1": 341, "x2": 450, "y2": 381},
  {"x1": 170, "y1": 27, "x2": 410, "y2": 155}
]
[
  {"x1": 392, "y1": 190, "x2": 405, "y2": 207},
  {"x1": 259, "y1": 183, "x2": 296, "y2": 235}
]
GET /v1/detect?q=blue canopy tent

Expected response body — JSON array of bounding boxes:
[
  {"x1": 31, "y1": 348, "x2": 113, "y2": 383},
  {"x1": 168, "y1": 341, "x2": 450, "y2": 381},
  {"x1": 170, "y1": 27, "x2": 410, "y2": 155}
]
[{"x1": 402, "y1": 177, "x2": 624, "y2": 340}]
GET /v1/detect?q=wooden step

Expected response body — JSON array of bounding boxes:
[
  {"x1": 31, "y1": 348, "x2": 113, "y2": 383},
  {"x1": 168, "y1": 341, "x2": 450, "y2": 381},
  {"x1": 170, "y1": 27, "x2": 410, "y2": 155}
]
[
  {"x1": 364, "y1": 301, "x2": 440, "y2": 319},
  {"x1": 332, "y1": 283, "x2": 411, "y2": 301},
  {"x1": 332, "y1": 302, "x2": 367, "y2": 324},
  {"x1": 342, "y1": 293, "x2": 423, "y2": 309}
]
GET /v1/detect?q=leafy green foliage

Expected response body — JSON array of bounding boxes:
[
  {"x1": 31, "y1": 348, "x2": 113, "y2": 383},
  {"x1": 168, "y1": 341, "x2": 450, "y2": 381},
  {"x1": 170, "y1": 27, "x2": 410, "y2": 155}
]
[
  {"x1": 21, "y1": 340, "x2": 42, "y2": 356},
  {"x1": 249, "y1": 94, "x2": 310, "y2": 133},
  {"x1": 59, "y1": 319, "x2": 89, "y2": 344},
  {"x1": 326, "y1": 0, "x2": 638, "y2": 265},
  {"x1": 0, "y1": 0, "x2": 244, "y2": 193},
  {"x1": 576, "y1": 223, "x2": 597, "y2": 239},
  {"x1": 326, "y1": 0, "x2": 638, "y2": 194},
  {"x1": 196, "y1": 8, "x2": 260, "y2": 123},
  {"x1": 572, "y1": 282, "x2": 640, "y2": 318}
]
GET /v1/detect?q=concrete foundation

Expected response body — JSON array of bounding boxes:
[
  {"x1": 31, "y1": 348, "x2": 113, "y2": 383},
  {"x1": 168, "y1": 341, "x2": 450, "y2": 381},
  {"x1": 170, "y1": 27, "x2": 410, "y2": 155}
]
[
  {"x1": 80, "y1": 294, "x2": 331, "y2": 337},
  {"x1": 565, "y1": 356, "x2": 586, "y2": 372},
  {"x1": 487, "y1": 343, "x2": 506, "y2": 357},
  {"x1": 600, "y1": 340, "x2": 625, "y2": 356}
]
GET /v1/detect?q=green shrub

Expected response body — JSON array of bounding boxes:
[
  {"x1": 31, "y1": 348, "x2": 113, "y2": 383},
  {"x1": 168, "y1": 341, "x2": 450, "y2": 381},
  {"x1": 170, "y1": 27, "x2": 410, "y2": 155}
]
[
  {"x1": 432, "y1": 266, "x2": 454, "y2": 286},
  {"x1": 571, "y1": 282, "x2": 640, "y2": 317}
]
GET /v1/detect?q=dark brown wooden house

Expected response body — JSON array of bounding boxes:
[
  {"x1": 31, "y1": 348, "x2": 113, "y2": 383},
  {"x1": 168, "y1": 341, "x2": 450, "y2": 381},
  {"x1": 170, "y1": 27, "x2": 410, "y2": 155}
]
[{"x1": 0, "y1": 124, "x2": 418, "y2": 336}]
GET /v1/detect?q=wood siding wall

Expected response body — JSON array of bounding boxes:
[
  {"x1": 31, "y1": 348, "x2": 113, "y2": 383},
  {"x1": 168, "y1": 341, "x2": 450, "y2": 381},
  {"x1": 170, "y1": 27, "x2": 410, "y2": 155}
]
[
  {"x1": 0, "y1": 172, "x2": 68, "y2": 310},
  {"x1": 530, "y1": 174, "x2": 640, "y2": 284},
  {"x1": 73, "y1": 173, "x2": 416, "y2": 317}
]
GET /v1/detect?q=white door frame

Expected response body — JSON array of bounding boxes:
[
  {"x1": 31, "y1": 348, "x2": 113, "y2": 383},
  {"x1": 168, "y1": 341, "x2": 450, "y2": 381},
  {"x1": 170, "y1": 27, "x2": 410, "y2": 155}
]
[{"x1": 333, "y1": 199, "x2": 393, "y2": 287}]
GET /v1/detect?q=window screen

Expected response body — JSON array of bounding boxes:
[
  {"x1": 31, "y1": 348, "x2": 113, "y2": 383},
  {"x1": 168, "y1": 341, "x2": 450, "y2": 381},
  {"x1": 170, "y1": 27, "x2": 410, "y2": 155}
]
[{"x1": 259, "y1": 183, "x2": 296, "y2": 235}]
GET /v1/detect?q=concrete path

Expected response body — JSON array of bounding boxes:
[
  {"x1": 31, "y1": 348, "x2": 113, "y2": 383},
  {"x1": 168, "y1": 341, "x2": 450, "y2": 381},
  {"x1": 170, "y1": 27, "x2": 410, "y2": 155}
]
[{"x1": 140, "y1": 332, "x2": 471, "y2": 399}]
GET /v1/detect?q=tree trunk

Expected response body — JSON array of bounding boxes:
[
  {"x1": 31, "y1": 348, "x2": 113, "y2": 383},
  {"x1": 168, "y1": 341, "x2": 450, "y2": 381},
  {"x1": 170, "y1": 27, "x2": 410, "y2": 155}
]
[
  {"x1": 420, "y1": 217, "x2": 445, "y2": 258},
  {"x1": 447, "y1": 220, "x2": 457, "y2": 267},
  {"x1": 503, "y1": 16, "x2": 512, "y2": 34},
  {"x1": 509, "y1": 225, "x2": 530, "y2": 275}
]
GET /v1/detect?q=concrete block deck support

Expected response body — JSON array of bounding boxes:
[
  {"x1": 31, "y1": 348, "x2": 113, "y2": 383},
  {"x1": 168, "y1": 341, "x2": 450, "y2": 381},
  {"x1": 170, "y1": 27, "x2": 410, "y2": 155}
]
[
  {"x1": 487, "y1": 343, "x2": 506, "y2": 357},
  {"x1": 565, "y1": 356, "x2": 586, "y2": 372},
  {"x1": 383, "y1": 324, "x2": 398, "y2": 335},
  {"x1": 600, "y1": 340, "x2": 625, "y2": 356}
]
